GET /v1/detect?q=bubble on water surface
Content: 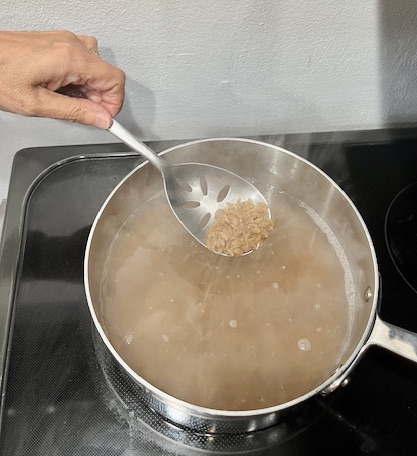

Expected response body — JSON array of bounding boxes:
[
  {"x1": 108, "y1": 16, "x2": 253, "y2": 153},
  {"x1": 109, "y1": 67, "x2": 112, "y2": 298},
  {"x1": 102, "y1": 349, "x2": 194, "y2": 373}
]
[{"x1": 297, "y1": 338, "x2": 311, "y2": 351}]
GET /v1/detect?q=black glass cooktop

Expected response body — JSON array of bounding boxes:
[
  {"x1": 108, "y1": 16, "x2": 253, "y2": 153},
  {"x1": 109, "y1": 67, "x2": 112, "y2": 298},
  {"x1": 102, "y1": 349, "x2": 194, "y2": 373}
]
[{"x1": 1, "y1": 129, "x2": 417, "y2": 455}]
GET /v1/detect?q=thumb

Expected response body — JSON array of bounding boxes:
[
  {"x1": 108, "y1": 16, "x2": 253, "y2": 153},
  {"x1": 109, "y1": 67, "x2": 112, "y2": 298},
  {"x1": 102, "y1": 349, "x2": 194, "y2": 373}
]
[{"x1": 35, "y1": 88, "x2": 113, "y2": 128}]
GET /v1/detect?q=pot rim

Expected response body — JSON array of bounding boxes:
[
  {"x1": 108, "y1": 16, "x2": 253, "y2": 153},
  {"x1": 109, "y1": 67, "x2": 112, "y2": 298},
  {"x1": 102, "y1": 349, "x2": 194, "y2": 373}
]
[{"x1": 84, "y1": 137, "x2": 379, "y2": 418}]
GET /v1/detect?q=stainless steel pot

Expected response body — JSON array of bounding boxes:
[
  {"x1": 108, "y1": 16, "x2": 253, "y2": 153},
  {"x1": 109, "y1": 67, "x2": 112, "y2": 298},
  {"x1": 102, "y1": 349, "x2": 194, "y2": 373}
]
[{"x1": 84, "y1": 138, "x2": 417, "y2": 434}]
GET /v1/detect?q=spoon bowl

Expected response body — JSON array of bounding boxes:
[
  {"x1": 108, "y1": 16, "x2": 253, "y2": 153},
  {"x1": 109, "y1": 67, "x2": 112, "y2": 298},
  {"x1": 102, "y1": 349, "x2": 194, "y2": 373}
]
[{"x1": 109, "y1": 120, "x2": 269, "y2": 255}]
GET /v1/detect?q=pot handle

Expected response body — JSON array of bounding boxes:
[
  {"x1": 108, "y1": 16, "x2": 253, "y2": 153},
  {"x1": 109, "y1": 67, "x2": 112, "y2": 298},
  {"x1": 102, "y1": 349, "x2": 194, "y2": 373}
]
[{"x1": 367, "y1": 315, "x2": 417, "y2": 363}]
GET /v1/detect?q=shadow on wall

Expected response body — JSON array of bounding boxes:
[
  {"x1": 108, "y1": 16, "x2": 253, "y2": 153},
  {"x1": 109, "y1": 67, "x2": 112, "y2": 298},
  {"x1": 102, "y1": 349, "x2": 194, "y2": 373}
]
[
  {"x1": 378, "y1": 1, "x2": 417, "y2": 127},
  {"x1": 117, "y1": 76, "x2": 157, "y2": 139},
  {"x1": 101, "y1": 47, "x2": 157, "y2": 140}
]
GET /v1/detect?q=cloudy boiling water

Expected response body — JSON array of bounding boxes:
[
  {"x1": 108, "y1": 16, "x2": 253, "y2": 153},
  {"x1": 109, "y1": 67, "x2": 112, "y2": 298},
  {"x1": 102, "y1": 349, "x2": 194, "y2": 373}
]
[{"x1": 101, "y1": 190, "x2": 352, "y2": 411}]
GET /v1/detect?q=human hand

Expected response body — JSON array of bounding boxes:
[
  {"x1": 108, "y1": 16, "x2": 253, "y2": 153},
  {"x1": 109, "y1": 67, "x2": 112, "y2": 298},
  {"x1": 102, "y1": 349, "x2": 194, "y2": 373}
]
[{"x1": 0, "y1": 30, "x2": 125, "y2": 129}]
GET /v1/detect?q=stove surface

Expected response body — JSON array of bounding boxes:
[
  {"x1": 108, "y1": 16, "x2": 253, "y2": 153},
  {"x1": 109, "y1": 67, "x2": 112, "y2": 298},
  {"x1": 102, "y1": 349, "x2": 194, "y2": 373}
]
[{"x1": 1, "y1": 129, "x2": 417, "y2": 455}]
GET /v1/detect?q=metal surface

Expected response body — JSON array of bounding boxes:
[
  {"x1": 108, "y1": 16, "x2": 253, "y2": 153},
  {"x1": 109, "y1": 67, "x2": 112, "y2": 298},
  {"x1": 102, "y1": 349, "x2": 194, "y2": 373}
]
[
  {"x1": 85, "y1": 137, "x2": 381, "y2": 433},
  {"x1": 92, "y1": 327, "x2": 316, "y2": 453},
  {"x1": 0, "y1": 199, "x2": 6, "y2": 247},
  {"x1": 109, "y1": 121, "x2": 269, "y2": 254},
  {"x1": 368, "y1": 316, "x2": 417, "y2": 362}
]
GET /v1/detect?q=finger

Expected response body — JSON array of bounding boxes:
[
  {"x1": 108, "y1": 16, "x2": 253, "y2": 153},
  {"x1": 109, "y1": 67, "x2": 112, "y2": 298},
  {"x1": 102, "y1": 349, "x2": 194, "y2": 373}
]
[
  {"x1": 81, "y1": 80, "x2": 126, "y2": 117},
  {"x1": 42, "y1": 57, "x2": 125, "y2": 116},
  {"x1": 58, "y1": 54, "x2": 125, "y2": 112},
  {"x1": 77, "y1": 34, "x2": 100, "y2": 57},
  {"x1": 33, "y1": 88, "x2": 113, "y2": 128},
  {"x1": 73, "y1": 62, "x2": 126, "y2": 116}
]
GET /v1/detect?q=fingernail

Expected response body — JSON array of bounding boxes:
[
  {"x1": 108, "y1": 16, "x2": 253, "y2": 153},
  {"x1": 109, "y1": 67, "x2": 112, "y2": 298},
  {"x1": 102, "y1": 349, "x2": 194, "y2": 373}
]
[{"x1": 95, "y1": 111, "x2": 112, "y2": 129}]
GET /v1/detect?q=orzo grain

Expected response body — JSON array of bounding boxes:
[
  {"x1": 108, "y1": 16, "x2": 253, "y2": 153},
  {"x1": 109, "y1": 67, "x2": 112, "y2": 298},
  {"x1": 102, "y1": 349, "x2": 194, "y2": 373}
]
[{"x1": 206, "y1": 199, "x2": 274, "y2": 256}]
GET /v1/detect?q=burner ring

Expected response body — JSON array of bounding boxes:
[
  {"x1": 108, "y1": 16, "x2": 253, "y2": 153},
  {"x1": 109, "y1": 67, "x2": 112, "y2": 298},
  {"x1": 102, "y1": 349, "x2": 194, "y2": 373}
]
[{"x1": 384, "y1": 182, "x2": 417, "y2": 294}]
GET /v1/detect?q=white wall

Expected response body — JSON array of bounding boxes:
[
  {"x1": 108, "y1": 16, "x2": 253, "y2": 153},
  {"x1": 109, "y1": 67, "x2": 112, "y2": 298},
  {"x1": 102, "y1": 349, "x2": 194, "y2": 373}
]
[{"x1": 1, "y1": 0, "x2": 417, "y2": 199}]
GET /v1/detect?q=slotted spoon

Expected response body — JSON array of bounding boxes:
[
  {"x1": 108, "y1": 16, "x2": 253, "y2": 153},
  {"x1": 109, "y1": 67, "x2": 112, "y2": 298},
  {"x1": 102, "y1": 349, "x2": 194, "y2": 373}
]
[{"x1": 109, "y1": 120, "x2": 269, "y2": 255}]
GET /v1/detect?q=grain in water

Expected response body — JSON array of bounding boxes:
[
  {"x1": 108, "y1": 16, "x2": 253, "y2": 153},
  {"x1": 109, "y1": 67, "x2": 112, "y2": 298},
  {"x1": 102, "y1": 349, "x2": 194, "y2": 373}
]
[{"x1": 101, "y1": 189, "x2": 353, "y2": 411}]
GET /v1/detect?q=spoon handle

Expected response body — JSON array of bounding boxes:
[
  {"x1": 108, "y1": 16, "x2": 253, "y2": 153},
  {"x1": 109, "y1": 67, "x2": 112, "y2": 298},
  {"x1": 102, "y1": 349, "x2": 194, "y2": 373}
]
[
  {"x1": 108, "y1": 120, "x2": 169, "y2": 174},
  {"x1": 56, "y1": 85, "x2": 169, "y2": 175}
]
